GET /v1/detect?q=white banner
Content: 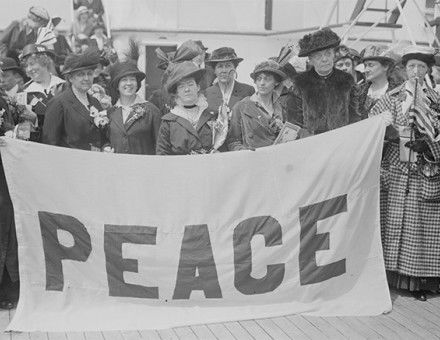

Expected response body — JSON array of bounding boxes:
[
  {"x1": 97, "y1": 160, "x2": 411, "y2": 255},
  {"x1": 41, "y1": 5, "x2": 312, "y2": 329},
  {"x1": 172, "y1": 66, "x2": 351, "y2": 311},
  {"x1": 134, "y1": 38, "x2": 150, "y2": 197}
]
[{"x1": 1, "y1": 116, "x2": 391, "y2": 332}]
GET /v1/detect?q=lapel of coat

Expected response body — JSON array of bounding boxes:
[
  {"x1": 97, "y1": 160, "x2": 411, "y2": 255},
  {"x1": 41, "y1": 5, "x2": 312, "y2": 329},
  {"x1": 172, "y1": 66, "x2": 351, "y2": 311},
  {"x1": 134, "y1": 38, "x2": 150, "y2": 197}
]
[
  {"x1": 110, "y1": 107, "x2": 126, "y2": 133},
  {"x1": 173, "y1": 115, "x2": 200, "y2": 140},
  {"x1": 66, "y1": 87, "x2": 94, "y2": 124},
  {"x1": 196, "y1": 109, "x2": 213, "y2": 132},
  {"x1": 242, "y1": 100, "x2": 272, "y2": 131}
]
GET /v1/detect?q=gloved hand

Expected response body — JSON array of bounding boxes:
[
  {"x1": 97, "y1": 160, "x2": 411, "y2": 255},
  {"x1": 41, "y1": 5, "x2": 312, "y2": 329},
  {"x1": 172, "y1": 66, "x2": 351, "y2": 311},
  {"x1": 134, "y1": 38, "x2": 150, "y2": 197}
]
[{"x1": 405, "y1": 139, "x2": 429, "y2": 153}]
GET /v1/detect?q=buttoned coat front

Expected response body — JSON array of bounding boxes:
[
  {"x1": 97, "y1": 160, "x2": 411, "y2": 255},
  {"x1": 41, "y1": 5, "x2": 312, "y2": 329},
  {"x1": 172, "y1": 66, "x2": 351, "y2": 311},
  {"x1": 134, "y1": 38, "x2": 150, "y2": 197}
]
[
  {"x1": 42, "y1": 86, "x2": 104, "y2": 150},
  {"x1": 107, "y1": 102, "x2": 161, "y2": 155},
  {"x1": 156, "y1": 109, "x2": 217, "y2": 155}
]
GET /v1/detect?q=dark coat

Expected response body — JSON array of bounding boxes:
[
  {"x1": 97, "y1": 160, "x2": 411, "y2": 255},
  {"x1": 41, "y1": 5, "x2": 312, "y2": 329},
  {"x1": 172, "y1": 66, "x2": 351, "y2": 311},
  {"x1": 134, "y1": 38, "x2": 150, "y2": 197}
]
[
  {"x1": 0, "y1": 153, "x2": 18, "y2": 284},
  {"x1": 42, "y1": 86, "x2": 105, "y2": 150},
  {"x1": 108, "y1": 102, "x2": 161, "y2": 155},
  {"x1": 156, "y1": 109, "x2": 217, "y2": 155},
  {"x1": 290, "y1": 68, "x2": 360, "y2": 134},
  {"x1": 227, "y1": 96, "x2": 284, "y2": 151},
  {"x1": 205, "y1": 81, "x2": 255, "y2": 114}
]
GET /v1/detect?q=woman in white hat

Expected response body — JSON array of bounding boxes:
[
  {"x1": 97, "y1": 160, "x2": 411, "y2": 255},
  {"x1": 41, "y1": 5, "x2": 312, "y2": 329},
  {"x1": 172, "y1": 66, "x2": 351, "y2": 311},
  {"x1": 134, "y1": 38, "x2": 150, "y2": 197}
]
[
  {"x1": 370, "y1": 45, "x2": 440, "y2": 301},
  {"x1": 358, "y1": 44, "x2": 400, "y2": 119}
]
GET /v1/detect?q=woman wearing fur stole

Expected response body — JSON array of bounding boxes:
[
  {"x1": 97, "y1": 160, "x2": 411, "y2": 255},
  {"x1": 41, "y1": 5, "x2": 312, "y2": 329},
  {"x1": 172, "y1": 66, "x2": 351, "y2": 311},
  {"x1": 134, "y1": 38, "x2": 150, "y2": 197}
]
[{"x1": 290, "y1": 28, "x2": 360, "y2": 134}]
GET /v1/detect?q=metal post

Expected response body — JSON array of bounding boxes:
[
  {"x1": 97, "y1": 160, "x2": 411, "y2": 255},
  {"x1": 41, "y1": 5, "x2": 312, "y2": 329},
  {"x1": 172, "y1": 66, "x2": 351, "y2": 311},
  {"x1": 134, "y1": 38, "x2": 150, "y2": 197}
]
[
  {"x1": 340, "y1": 0, "x2": 377, "y2": 44},
  {"x1": 265, "y1": 0, "x2": 273, "y2": 30},
  {"x1": 411, "y1": 0, "x2": 440, "y2": 47},
  {"x1": 320, "y1": 0, "x2": 338, "y2": 29},
  {"x1": 393, "y1": 0, "x2": 416, "y2": 45}
]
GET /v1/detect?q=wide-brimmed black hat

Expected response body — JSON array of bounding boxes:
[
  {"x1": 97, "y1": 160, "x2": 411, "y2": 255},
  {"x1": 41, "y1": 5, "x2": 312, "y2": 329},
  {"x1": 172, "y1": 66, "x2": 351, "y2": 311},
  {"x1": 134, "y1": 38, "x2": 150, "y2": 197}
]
[
  {"x1": 62, "y1": 50, "x2": 100, "y2": 75},
  {"x1": 20, "y1": 44, "x2": 56, "y2": 61},
  {"x1": 401, "y1": 45, "x2": 436, "y2": 67},
  {"x1": 109, "y1": 61, "x2": 146, "y2": 91},
  {"x1": 0, "y1": 57, "x2": 27, "y2": 79},
  {"x1": 165, "y1": 61, "x2": 206, "y2": 93},
  {"x1": 250, "y1": 60, "x2": 286, "y2": 81},
  {"x1": 298, "y1": 28, "x2": 341, "y2": 57},
  {"x1": 205, "y1": 47, "x2": 243, "y2": 66}
]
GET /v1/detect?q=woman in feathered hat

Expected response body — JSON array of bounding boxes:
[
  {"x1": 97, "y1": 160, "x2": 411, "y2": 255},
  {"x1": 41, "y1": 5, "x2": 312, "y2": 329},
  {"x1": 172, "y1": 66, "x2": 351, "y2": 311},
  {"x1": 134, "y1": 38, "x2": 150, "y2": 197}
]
[
  {"x1": 19, "y1": 44, "x2": 65, "y2": 141},
  {"x1": 370, "y1": 45, "x2": 440, "y2": 301},
  {"x1": 205, "y1": 47, "x2": 254, "y2": 120},
  {"x1": 156, "y1": 61, "x2": 218, "y2": 155},
  {"x1": 105, "y1": 52, "x2": 161, "y2": 155},
  {"x1": 42, "y1": 50, "x2": 107, "y2": 150},
  {"x1": 149, "y1": 40, "x2": 205, "y2": 117},
  {"x1": 227, "y1": 60, "x2": 304, "y2": 150},
  {"x1": 290, "y1": 28, "x2": 360, "y2": 134},
  {"x1": 357, "y1": 44, "x2": 400, "y2": 120}
]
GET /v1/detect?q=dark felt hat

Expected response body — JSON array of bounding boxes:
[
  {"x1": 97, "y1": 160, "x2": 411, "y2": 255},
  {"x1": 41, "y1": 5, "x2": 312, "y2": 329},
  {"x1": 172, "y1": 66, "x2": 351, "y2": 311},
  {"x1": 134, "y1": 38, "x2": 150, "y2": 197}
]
[
  {"x1": 20, "y1": 44, "x2": 56, "y2": 60},
  {"x1": 298, "y1": 28, "x2": 341, "y2": 57},
  {"x1": 109, "y1": 61, "x2": 146, "y2": 91},
  {"x1": 0, "y1": 57, "x2": 27, "y2": 79},
  {"x1": 401, "y1": 45, "x2": 436, "y2": 67},
  {"x1": 62, "y1": 50, "x2": 100, "y2": 75},
  {"x1": 205, "y1": 47, "x2": 243, "y2": 66},
  {"x1": 165, "y1": 61, "x2": 206, "y2": 93},
  {"x1": 250, "y1": 60, "x2": 286, "y2": 81},
  {"x1": 155, "y1": 41, "x2": 202, "y2": 71}
]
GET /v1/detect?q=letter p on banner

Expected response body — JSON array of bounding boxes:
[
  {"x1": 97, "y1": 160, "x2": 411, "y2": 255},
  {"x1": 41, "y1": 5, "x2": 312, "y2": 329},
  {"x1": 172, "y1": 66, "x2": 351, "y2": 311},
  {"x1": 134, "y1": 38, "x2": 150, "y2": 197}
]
[{"x1": 39, "y1": 212, "x2": 91, "y2": 291}]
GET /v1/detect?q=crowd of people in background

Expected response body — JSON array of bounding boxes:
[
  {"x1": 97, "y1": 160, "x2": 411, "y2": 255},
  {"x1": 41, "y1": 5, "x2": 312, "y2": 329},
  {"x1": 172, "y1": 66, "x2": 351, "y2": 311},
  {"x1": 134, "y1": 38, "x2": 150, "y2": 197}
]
[{"x1": 1, "y1": 5, "x2": 440, "y2": 310}]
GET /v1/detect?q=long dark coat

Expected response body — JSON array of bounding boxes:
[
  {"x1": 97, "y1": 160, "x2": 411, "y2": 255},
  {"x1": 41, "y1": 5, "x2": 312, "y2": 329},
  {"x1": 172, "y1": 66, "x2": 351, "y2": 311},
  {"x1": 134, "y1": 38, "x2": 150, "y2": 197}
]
[
  {"x1": 290, "y1": 68, "x2": 360, "y2": 134},
  {"x1": 107, "y1": 102, "x2": 161, "y2": 155},
  {"x1": 156, "y1": 109, "x2": 217, "y2": 155},
  {"x1": 42, "y1": 86, "x2": 105, "y2": 150},
  {"x1": 0, "y1": 100, "x2": 18, "y2": 285}
]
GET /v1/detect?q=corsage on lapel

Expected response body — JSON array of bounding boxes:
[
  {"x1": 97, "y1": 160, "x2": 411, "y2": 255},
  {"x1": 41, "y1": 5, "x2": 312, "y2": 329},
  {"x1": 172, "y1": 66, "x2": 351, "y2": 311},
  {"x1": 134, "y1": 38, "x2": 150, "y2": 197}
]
[
  {"x1": 125, "y1": 103, "x2": 146, "y2": 125},
  {"x1": 0, "y1": 108, "x2": 5, "y2": 127}
]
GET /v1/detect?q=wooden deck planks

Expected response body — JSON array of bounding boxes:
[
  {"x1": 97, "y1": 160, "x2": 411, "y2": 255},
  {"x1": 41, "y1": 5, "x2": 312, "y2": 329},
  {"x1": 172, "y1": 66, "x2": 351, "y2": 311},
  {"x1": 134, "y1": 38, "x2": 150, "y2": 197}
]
[
  {"x1": 4, "y1": 289, "x2": 440, "y2": 339},
  {"x1": 206, "y1": 323, "x2": 235, "y2": 340},
  {"x1": 239, "y1": 320, "x2": 272, "y2": 340},
  {"x1": 222, "y1": 322, "x2": 253, "y2": 340},
  {"x1": 255, "y1": 318, "x2": 292, "y2": 340},
  {"x1": 189, "y1": 325, "x2": 216, "y2": 340}
]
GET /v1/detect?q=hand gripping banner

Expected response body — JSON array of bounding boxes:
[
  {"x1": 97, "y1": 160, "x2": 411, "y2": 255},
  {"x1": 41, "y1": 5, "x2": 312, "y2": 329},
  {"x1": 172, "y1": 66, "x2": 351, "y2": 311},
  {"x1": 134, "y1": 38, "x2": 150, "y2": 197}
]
[{"x1": 1, "y1": 116, "x2": 391, "y2": 332}]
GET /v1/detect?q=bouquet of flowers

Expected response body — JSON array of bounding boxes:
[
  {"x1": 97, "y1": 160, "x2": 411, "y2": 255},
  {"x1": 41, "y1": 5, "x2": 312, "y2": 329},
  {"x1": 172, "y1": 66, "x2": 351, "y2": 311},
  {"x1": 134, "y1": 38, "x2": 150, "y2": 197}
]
[
  {"x1": 207, "y1": 104, "x2": 229, "y2": 152},
  {"x1": 0, "y1": 108, "x2": 5, "y2": 128},
  {"x1": 89, "y1": 106, "x2": 109, "y2": 127},
  {"x1": 88, "y1": 84, "x2": 112, "y2": 109}
]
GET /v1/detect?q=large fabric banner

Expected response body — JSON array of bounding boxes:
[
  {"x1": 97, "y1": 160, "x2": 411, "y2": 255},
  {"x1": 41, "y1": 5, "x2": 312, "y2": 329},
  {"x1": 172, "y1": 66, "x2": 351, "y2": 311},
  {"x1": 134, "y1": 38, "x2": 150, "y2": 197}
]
[{"x1": 2, "y1": 116, "x2": 391, "y2": 332}]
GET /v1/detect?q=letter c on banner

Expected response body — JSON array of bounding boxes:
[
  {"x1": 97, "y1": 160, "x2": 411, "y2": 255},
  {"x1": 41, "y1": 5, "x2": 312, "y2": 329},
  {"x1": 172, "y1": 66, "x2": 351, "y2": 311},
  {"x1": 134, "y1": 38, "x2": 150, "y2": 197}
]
[
  {"x1": 233, "y1": 216, "x2": 285, "y2": 295},
  {"x1": 299, "y1": 195, "x2": 347, "y2": 285},
  {"x1": 39, "y1": 212, "x2": 91, "y2": 291}
]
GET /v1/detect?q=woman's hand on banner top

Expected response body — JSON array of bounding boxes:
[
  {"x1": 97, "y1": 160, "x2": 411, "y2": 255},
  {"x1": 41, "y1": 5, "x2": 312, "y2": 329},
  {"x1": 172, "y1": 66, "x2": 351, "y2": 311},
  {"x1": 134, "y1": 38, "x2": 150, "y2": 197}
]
[{"x1": 381, "y1": 110, "x2": 394, "y2": 126}]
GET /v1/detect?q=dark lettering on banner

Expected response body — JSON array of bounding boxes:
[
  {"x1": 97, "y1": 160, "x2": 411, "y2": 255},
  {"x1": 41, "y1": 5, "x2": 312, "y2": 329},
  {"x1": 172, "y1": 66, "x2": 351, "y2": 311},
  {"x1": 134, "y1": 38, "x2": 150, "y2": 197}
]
[
  {"x1": 104, "y1": 225, "x2": 158, "y2": 299},
  {"x1": 299, "y1": 195, "x2": 347, "y2": 285},
  {"x1": 38, "y1": 212, "x2": 91, "y2": 291},
  {"x1": 233, "y1": 216, "x2": 285, "y2": 295},
  {"x1": 173, "y1": 225, "x2": 222, "y2": 299}
]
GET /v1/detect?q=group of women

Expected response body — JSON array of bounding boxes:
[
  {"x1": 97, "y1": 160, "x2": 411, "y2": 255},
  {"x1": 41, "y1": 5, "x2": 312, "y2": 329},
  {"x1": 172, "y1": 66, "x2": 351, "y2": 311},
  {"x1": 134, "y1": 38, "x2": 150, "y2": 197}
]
[{"x1": 1, "y1": 27, "x2": 440, "y2": 308}]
